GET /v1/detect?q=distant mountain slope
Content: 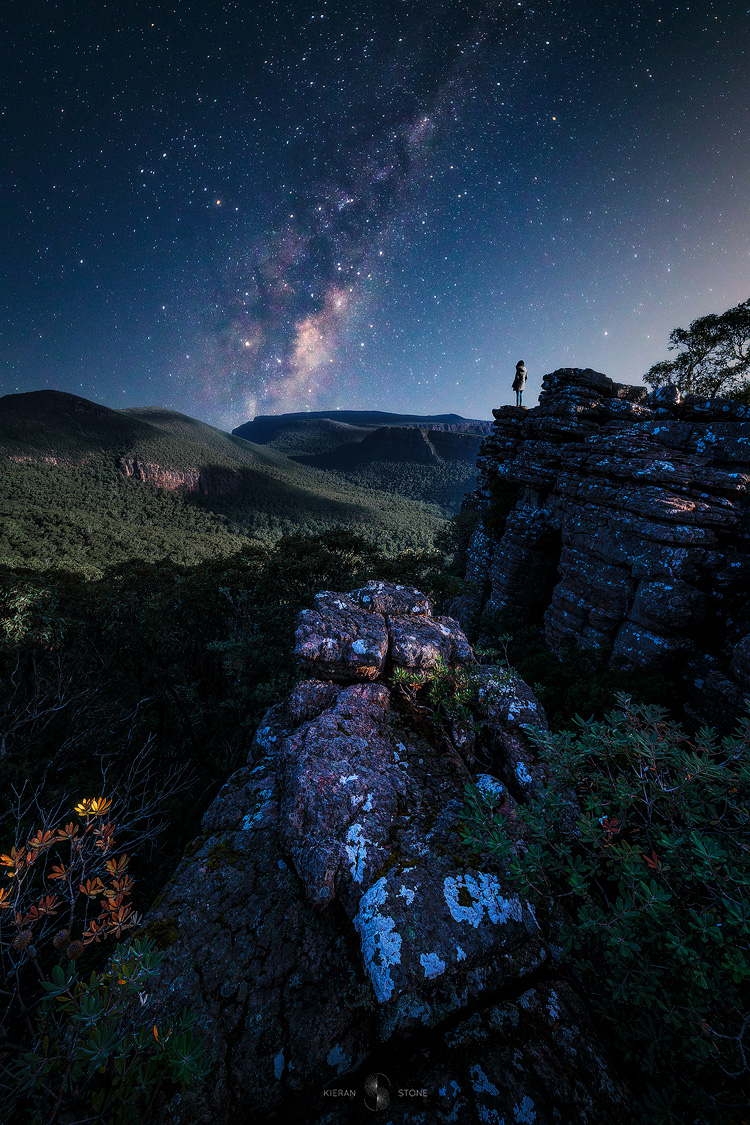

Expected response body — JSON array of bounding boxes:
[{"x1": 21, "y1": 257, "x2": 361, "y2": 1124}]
[
  {"x1": 232, "y1": 408, "x2": 492, "y2": 455},
  {"x1": 0, "y1": 390, "x2": 456, "y2": 574},
  {"x1": 247, "y1": 417, "x2": 373, "y2": 457},
  {"x1": 298, "y1": 425, "x2": 484, "y2": 469},
  {"x1": 229, "y1": 407, "x2": 491, "y2": 508},
  {"x1": 0, "y1": 390, "x2": 280, "y2": 471},
  {"x1": 0, "y1": 389, "x2": 158, "y2": 458}
]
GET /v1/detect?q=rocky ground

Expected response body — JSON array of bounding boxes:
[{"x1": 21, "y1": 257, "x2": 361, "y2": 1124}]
[{"x1": 140, "y1": 581, "x2": 634, "y2": 1123}]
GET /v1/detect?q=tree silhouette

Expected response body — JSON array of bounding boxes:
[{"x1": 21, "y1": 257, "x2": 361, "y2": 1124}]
[{"x1": 645, "y1": 297, "x2": 750, "y2": 400}]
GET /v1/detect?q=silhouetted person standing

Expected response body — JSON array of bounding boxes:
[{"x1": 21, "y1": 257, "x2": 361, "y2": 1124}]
[{"x1": 513, "y1": 360, "x2": 527, "y2": 407}]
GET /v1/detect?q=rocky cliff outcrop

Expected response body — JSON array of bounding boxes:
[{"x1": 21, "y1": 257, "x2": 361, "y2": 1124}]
[
  {"x1": 139, "y1": 580, "x2": 633, "y2": 1123},
  {"x1": 462, "y1": 368, "x2": 750, "y2": 727},
  {"x1": 118, "y1": 458, "x2": 244, "y2": 496}
]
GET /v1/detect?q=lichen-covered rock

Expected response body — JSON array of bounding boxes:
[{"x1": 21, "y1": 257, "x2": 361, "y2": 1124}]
[
  {"x1": 447, "y1": 714, "x2": 475, "y2": 766},
  {"x1": 466, "y1": 367, "x2": 750, "y2": 726},
  {"x1": 353, "y1": 867, "x2": 542, "y2": 1005},
  {"x1": 475, "y1": 667, "x2": 548, "y2": 730},
  {"x1": 294, "y1": 582, "x2": 474, "y2": 680},
  {"x1": 278, "y1": 682, "x2": 409, "y2": 909},
  {"x1": 286, "y1": 677, "x2": 342, "y2": 725},
  {"x1": 140, "y1": 580, "x2": 634, "y2": 1123},
  {"x1": 294, "y1": 591, "x2": 389, "y2": 681},
  {"x1": 388, "y1": 613, "x2": 474, "y2": 670},
  {"x1": 361, "y1": 981, "x2": 634, "y2": 1125},
  {"x1": 349, "y1": 579, "x2": 434, "y2": 617},
  {"x1": 140, "y1": 757, "x2": 373, "y2": 1123}
]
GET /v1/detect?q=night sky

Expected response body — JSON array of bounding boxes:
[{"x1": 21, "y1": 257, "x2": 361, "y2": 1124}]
[{"x1": 2, "y1": 1, "x2": 749, "y2": 430}]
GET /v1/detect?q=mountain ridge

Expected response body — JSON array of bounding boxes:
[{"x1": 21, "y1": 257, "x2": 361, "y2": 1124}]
[{"x1": 0, "y1": 389, "x2": 467, "y2": 573}]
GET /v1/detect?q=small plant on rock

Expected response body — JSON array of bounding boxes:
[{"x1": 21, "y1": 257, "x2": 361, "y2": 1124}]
[{"x1": 392, "y1": 656, "x2": 477, "y2": 723}]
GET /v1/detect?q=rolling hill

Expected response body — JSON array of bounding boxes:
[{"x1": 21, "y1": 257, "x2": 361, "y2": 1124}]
[
  {"x1": 233, "y1": 408, "x2": 491, "y2": 452},
  {"x1": 0, "y1": 391, "x2": 473, "y2": 575}
]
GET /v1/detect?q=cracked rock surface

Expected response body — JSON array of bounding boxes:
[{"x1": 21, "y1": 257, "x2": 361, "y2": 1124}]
[{"x1": 140, "y1": 582, "x2": 633, "y2": 1123}]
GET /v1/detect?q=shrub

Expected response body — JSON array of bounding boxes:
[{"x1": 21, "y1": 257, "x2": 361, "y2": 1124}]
[
  {"x1": 391, "y1": 655, "x2": 478, "y2": 722},
  {"x1": 460, "y1": 696, "x2": 750, "y2": 1123},
  {"x1": 0, "y1": 800, "x2": 209, "y2": 1122},
  {"x1": 0, "y1": 796, "x2": 141, "y2": 970},
  {"x1": 13, "y1": 938, "x2": 209, "y2": 1125}
]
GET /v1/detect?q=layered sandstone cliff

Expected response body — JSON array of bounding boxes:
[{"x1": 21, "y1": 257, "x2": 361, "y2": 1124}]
[
  {"x1": 462, "y1": 368, "x2": 750, "y2": 727},
  {"x1": 118, "y1": 457, "x2": 244, "y2": 496}
]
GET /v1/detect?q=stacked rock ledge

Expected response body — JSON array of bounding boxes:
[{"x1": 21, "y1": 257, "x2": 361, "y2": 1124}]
[
  {"x1": 462, "y1": 367, "x2": 750, "y2": 729},
  {"x1": 138, "y1": 580, "x2": 633, "y2": 1123}
]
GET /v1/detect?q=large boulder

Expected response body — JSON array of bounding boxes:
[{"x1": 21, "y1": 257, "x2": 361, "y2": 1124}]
[
  {"x1": 140, "y1": 582, "x2": 634, "y2": 1123},
  {"x1": 295, "y1": 591, "x2": 389, "y2": 681}
]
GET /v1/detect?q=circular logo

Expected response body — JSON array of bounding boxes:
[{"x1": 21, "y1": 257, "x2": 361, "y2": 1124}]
[{"x1": 363, "y1": 1072, "x2": 391, "y2": 1112}]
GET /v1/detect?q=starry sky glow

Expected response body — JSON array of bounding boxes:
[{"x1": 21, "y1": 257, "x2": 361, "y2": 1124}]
[{"x1": 2, "y1": 1, "x2": 749, "y2": 428}]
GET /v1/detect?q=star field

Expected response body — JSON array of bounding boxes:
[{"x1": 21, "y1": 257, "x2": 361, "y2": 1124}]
[{"x1": 2, "y1": 1, "x2": 749, "y2": 428}]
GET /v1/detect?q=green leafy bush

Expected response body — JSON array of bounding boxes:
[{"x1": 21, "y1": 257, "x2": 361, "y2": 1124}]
[
  {"x1": 391, "y1": 655, "x2": 479, "y2": 723},
  {"x1": 12, "y1": 937, "x2": 209, "y2": 1124},
  {"x1": 460, "y1": 696, "x2": 750, "y2": 1123}
]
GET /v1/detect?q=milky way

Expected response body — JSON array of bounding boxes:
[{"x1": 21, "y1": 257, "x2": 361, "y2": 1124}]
[{"x1": 194, "y1": 3, "x2": 521, "y2": 420}]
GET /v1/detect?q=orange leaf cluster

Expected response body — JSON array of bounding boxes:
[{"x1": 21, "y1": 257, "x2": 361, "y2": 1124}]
[
  {"x1": 0, "y1": 847, "x2": 31, "y2": 877},
  {"x1": 106, "y1": 854, "x2": 129, "y2": 877},
  {"x1": 82, "y1": 897, "x2": 140, "y2": 945},
  {"x1": 27, "y1": 829, "x2": 57, "y2": 853},
  {"x1": 105, "y1": 875, "x2": 134, "y2": 898},
  {"x1": 79, "y1": 877, "x2": 106, "y2": 899},
  {"x1": 94, "y1": 822, "x2": 116, "y2": 853},
  {"x1": 56, "y1": 822, "x2": 79, "y2": 840},
  {"x1": 20, "y1": 894, "x2": 60, "y2": 926},
  {"x1": 1, "y1": 796, "x2": 139, "y2": 959}
]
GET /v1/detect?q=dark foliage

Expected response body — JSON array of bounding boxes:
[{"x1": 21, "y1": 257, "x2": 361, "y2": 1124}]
[
  {"x1": 481, "y1": 612, "x2": 681, "y2": 730},
  {"x1": 644, "y1": 296, "x2": 750, "y2": 399},
  {"x1": 462, "y1": 698, "x2": 750, "y2": 1124},
  {"x1": 1, "y1": 428, "x2": 745, "y2": 1124}
]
